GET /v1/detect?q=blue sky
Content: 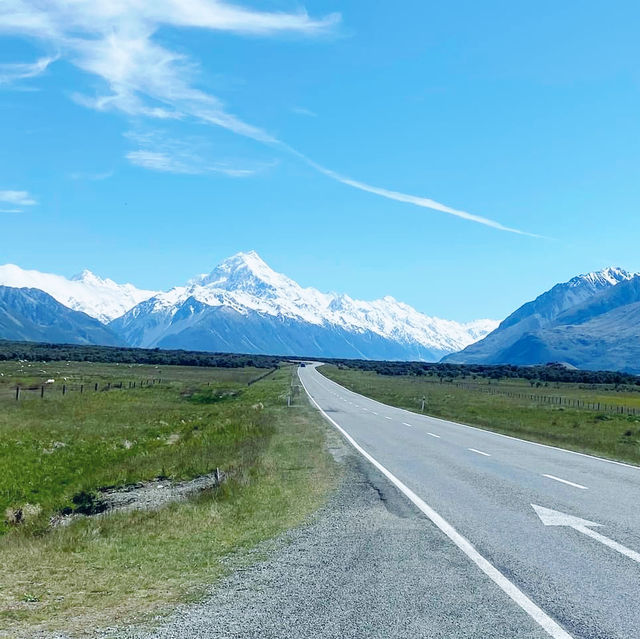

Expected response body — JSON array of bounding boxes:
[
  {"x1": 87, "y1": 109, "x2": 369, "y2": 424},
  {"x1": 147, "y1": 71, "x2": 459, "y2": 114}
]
[{"x1": 1, "y1": 1, "x2": 640, "y2": 322}]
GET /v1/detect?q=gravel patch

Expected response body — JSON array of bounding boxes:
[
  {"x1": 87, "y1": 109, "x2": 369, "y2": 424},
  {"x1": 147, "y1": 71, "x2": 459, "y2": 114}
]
[
  {"x1": 117, "y1": 429, "x2": 550, "y2": 639},
  {"x1": 51, "y1": 471, "x2": 225, "y2": 528}
]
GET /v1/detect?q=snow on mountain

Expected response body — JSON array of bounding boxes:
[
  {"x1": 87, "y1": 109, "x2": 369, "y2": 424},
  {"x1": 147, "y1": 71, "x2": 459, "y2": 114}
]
[
  {"x1": 0, "y1": 264, "x2": 158, "y2": 324},
  {"x1": 443, "y1": 266, "x2": 637, "y2": 366},
  {"x1": 114, "y1": 251, "x2": 497, "y2": 357}
]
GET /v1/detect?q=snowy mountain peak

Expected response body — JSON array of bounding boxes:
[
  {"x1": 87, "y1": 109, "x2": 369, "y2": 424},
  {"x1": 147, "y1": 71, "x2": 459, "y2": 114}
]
[
  {"x1": 121, "y1": 252, "x2": 499, "y2": 357},
  {"x1": 0, "y1": 264, "x2": 158, "y2": 324},
  {"x1": 194, "y1": 251, "x2": 301, "y2": 299},
  {"x1": 572, "y1": 267, "x2": 634, "y2": 289},
  {"x1": 70, "y1": 269, "x2": 105, "y2": 284}
]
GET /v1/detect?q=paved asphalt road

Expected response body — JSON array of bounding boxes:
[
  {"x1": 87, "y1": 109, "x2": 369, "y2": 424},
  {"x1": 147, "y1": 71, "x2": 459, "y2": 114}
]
[{"x1": 299, "y1": 364, "x2": 640, "y2": 639}]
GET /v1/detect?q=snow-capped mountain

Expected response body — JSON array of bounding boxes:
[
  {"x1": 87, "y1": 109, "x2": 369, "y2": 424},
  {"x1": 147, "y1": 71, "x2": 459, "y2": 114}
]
[
  {"x1": 443, "y1": 266, "x2": 637, "y2": 367},
  {"x1": 0, "y1": 264, "x2": 158, "y2": 324},
  {"x1": 111, "y1": 251, "x2": 497, "y2": 360},
  {"x1": 0, "y1": 286, "x2": 121, "y2": 346}
]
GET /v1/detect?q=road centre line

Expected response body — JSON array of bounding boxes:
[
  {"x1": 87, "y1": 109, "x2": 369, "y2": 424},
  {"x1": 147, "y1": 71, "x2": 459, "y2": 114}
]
[
  {"x1": 469, "y1": 448, "x2": 491, "y2": 457},
  {"x1": 542, "y1": 474, "x2": 588, "y2": 490},
  {"x1": 299, "y1": 370, "x2": 573, "y2": 639},
  {"x1": 314, "y1": 370, "x2": 640, "y2": 471}
]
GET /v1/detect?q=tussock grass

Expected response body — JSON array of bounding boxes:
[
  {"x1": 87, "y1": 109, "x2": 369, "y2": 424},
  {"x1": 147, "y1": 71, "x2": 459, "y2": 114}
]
[
  {"x1": 320, "y1": 365, "x2": 640, "y2": 465},
  {"x1": 0, "y1": 364, "x2": 335, "y2": 636}
]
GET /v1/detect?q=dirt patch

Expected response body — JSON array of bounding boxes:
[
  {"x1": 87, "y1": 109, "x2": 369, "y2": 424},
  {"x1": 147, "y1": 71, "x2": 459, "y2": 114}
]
[{"x1": 51, "y1": 469, "x2": 226, "y2": 528}]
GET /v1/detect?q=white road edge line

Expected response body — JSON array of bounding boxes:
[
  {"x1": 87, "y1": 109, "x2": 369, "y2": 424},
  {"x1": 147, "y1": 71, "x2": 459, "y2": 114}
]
[
  {"x1": 542, "y1": 474, "x2": 588, "y2": 490},
  {"x1": 427, "y1": 432, "x2": 441, "y2": 438},
  {"x1": 469, "y1": 448, "x2": 491, "y2": 457},
  {"x1": 299, "y1": 370, "x2": 573, "y2": 639},
  {"x1": 314, "y1": 369, "x2": 639, "y2": 471}
]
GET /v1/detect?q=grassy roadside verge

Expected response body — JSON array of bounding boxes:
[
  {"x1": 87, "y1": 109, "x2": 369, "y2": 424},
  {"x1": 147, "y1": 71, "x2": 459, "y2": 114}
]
[
  {"x1": 319, "y1": 365, "x2": 640, "y2": 465},
  {"x1": 0, "y1": 365, "x2": 336, "y2": 637}
]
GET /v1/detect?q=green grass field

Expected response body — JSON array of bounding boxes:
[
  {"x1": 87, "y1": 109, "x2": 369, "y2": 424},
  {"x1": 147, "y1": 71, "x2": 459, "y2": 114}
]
[
  {"x1": 320, "y1": 365, "x2": 640, "y2": 465},
  {"x1": 0, "y1": 362, "x2": 335, "y2": 637}
]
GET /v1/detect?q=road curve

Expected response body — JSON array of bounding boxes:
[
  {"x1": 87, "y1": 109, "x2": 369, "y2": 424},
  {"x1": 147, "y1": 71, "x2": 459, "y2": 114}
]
[{"x1": 299, "y1": 364, "x2": 640, "y2": 639}]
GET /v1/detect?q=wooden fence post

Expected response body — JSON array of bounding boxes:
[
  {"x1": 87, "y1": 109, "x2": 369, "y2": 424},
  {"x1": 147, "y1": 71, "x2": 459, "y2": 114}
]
[{"x1": 15, "y1": 386, "x2": 20, "y2": 401}]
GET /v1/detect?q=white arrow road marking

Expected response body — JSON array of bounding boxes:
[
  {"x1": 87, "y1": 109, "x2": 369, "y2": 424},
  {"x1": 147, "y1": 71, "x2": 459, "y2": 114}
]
[
  {"x1": 532, "y1": 505, "x2": 640, "y2": 564},
  {"x1": 542, "y1": 474, "x2": 588, "y2": 490},
  {"x1": 299, "y1": 370, "x2": 573, "y2": 639},
  {"x1": 469, "y1": 448, "x2": 491, "y2": 457}
]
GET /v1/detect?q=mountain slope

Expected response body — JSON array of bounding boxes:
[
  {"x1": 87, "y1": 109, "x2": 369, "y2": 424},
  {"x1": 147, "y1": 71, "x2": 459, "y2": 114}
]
[
  {"x1": 0, "y1": 286, "x2": 122, "y2": 346},
  {"x1": 0, "y1": 264, "x2": 157, "y2": 323},
  {"x1": 495, "y1": 276, "x2": 640, "y2": 372},
  {"x1": 111, "y1": 251, "x2": 497, "y2": 360},
  {"x1": 443, "y1": 267, "x2": 639, "y2": 370}
]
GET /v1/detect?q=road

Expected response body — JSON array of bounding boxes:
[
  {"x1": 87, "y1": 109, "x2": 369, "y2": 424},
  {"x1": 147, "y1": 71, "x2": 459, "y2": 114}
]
[{"x1": 299, "y1": 364, "x2": 640, "y2": 639}]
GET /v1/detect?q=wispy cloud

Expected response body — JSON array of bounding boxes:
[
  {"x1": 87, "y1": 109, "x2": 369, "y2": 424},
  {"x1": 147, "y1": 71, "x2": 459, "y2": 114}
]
[
  {"x1": 69, "y1": 170, "x2": 114, "y2": 181},
  {"x1": 0, "y1": 190, "x2": 36, "y2": 206},
  {"x1": 0, "y1": 2, "x2": 542, "y2": 237},
  {"x1": 291, "y1": 106, "x2": 317, "y2": 117},
  {"x1": 0, "y1": 1, "x2": 338, "y2": 143},
  {"x1": 125, "y1": 130, "x2": 273, "y2": 177},
  {"x1": 278, "y1": 147, "x2": 541, "y2": 237},
  {"x1": 0, "y1": 208, "x2": 21, "y2": 213},
  {"x1": 0, "y1": 54, "x2": 57, "y2": 84}
]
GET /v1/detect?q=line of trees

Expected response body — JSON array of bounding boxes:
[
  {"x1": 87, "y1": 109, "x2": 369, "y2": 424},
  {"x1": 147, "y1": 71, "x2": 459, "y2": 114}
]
[
  {"x1": 1, "y1": 339, "x2": 637, "y2": 386},
  {"x1": 326, "y1": 359, "x2": 640, "y2": 386}
]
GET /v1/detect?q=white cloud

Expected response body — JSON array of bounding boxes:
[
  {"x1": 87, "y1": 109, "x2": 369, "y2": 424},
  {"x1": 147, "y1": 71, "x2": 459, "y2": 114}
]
[
  {"x1": 69, "y1": 170, "x2": 114, "y2": 181},
  {"x1": 307, "y1": 161, "x2": 541, "y2": 237},
  {"x1": 0, "y1": 54, "x2": 57, "y2": 84},
  {"x1": 291, "y1": 106, "x2": 317, "y2": 117},
  {"x1": 0, "y1": 1, "x2": 541, "y2": 236},
  {"x1": 0, "y1": 208, "x2": 22, "y2": 213},
  {"x1": 125, "y1": 130, "x2": 272, "y2": 177},
  {"x1": 0, "y1": 1, "x2": 338, "y2": 142},
  {"x1": 0, "y1": 190, "x2": 36, "y2": 206}
]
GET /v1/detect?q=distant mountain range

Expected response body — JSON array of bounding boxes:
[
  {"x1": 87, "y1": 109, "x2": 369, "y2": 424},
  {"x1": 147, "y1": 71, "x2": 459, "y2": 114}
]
[
  {"x1": 0, "y1": 264, "x2": 157, "y2": 323},
  {"x1": 0, "y1": 252, "x2": 496, "y2": 360},
  {"x1": 443, "y1": 267, "x2": 640, "y2": 373},
  {"x1": 0, "y1": 286, "x2": 120, "y2": 346}
]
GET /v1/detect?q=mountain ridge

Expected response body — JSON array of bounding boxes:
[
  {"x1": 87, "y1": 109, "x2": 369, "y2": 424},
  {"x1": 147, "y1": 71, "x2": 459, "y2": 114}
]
[
  {"x1": 0, "y1": 286, "x2": 122, "y2": 346},
  {"x1": 443, "y1": 267, "x2": 640, "y2": 371},
  {"x1": 0, "y1": 264, "x2": 158, "y2": 324},
  {"x1": 110, "y1": 251, "x2": 497, "y2": 360}
]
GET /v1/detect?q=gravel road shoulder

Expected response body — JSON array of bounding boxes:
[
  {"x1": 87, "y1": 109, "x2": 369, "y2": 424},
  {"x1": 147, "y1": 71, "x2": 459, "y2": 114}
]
[{"x1": 117, "y1": 423, "x2": 552, "y2": 639}]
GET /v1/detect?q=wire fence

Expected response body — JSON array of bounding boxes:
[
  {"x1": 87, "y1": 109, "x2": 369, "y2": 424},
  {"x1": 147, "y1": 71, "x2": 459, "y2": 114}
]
[
  {"x1": 443, "y1": 380, "x2": 640, "y2": 416},
  {"x1": 0, "y1": 378, "x2": 164, "y2": 402}
]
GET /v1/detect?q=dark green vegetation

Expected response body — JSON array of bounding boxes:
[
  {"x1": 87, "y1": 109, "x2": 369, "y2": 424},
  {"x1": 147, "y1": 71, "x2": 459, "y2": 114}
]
[
  {"x1": 327, "y1": 358, "x2": 640, "y2": 386},
  {"x1": 0, "y1": 339, "x2": 285, "y2": 368},
  {"x1": 0, "y1": 361, "x2": 334, "y2": 636},
  {"x1": 4, "y1": 338, "x2": 639, "y2": 386},
  {"x1": 321, "y1": 365, "x2": 640, "y2": 465}
]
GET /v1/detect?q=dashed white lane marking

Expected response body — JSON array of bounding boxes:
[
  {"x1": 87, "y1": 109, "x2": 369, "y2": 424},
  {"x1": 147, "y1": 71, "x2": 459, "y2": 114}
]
[
  {"x1": 402, "y1": 422, "x2": 413, "y2": 428},
  {"x1": 299, "y1": 370, "x2": 573, "y2": 639},
  {"x1": 469, "y1": 448, "x2": 491, "y2": 457},
  {"x1": 384, "y1": 416, "x2": 392, "y2": 420},
  {"x1": 542, "y1": 474, "x2": 588, "y2": 490},
  {"x1": 371, "y1": 411, "x2": 378, "y2": 415},
  {"x1": 427, "y1": 432, "x2": 441, "y2": 438}
]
